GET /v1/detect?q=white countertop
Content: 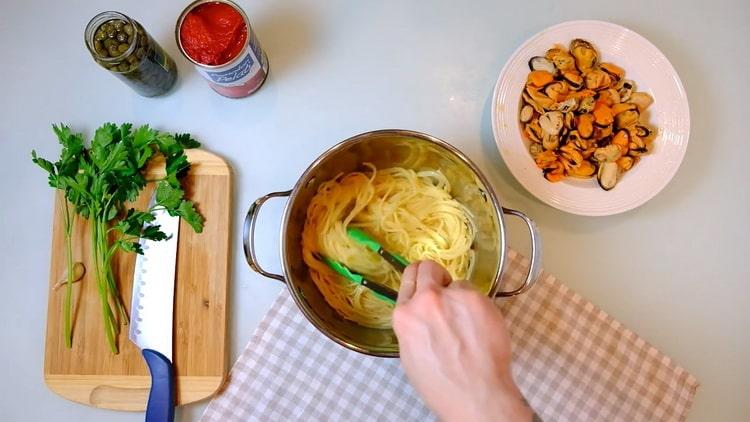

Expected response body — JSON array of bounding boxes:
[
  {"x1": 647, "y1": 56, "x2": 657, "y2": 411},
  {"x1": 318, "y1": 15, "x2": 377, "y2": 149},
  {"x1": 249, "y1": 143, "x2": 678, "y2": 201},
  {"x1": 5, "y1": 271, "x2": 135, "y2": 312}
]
[{"x1": 1, "y1": 0, "x2": 748, "y2": 420}]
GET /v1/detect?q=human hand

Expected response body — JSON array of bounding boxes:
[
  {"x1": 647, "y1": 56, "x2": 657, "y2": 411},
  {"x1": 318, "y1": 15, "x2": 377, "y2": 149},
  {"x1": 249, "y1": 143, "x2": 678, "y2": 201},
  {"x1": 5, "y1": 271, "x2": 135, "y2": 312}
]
[{"x1": 393, "y1": 261, "x2": 533, "y2": 422}]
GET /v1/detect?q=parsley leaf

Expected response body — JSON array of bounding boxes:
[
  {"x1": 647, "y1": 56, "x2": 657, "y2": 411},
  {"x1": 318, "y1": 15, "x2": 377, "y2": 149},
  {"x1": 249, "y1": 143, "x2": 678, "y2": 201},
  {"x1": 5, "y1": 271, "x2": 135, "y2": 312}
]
[
  {"x1": 155, "y1": 181, "x2": 184, "y2": 209},
  {"x1": 175, "y1": 200, "x2": 204, "y2": 233}
]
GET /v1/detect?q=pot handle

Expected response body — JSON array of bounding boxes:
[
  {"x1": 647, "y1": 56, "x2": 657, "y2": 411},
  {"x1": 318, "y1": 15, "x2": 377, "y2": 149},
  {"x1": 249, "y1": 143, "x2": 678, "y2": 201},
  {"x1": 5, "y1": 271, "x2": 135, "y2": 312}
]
[
  {"x1": 495, "y1": 207, "x2": 542, "y2": 297},
  {"x1": 242, "y1": 190, "x2": 292, "y2": 283}
]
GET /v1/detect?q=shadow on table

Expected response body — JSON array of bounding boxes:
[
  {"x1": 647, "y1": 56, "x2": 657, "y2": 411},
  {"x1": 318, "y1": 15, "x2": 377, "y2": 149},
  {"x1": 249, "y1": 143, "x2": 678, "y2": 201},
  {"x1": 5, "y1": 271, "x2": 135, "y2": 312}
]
[{"x1": 252, "y1": 5, "x2": 318, "y2": 82}]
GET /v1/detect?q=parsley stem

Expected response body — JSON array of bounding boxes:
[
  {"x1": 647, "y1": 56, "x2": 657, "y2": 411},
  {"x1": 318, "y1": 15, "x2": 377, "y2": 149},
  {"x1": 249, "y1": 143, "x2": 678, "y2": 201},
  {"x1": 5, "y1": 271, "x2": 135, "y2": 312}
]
[
  {"x1": 61, "y1": 197, "x2": 74, "y2": 348},
  {"x1": 92, "y1": 218, "x2": 118, "y2": 353}
]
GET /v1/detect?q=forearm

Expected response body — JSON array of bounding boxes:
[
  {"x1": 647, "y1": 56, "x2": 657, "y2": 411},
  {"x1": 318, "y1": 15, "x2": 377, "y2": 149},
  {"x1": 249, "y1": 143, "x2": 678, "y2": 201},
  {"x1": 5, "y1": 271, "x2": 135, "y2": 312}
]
[{"x1": 437, "y1": 377, "x2": 538, "y2": 422}]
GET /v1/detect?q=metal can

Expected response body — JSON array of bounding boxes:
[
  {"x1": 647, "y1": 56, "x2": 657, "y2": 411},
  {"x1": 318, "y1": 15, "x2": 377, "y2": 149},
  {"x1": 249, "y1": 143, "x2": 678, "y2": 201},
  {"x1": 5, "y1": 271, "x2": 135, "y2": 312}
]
[{"x1": 176, "y1": 0, "x2": 269, "y2": 98}]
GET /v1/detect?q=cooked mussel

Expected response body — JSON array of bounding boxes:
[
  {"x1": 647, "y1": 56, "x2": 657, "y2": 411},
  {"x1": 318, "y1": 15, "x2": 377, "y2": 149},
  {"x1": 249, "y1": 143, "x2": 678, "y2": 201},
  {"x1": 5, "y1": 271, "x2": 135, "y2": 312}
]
[
  {"x1": 525, "y1": 86, "x2": 556, "y2": 110},
  {"x1": 632, "y1": 125, "x2": 651, "y2": 138},
  {"x1": 554, "y1": 98, "x2": 578, "y2": 113},
  {"x1": 614, "y1": 109, "x2": 640, "y2": 129},
  {"x1": 618, "y1": 80, "x2": 635, "y2": 102},
  {"x1": 529, "y1": 142, "x2": 544, "y2": 157},
  {"x1": 570, "y1": 38, "x2": 598, "y2": 72},
  {"x1": 577, "y1": 113, "x2": 594, "y2": 139},
  {"x1": 616, "y1": 156, "x2": 635, "y2": 171},
  {"x1": 597, "y1": 161, "x2": 619, "y2": 190},
  {"x1": 539, "y1": 111, "x2": 564, "y2": 136},
  {"x1": 569, "y1": 159, "x2": 596, "y2": 178},
  {"x1": 611, "y1": 129, "x2": 630, "y2": 154},
  {"x1": 544, "y1": 82, "x2": 569, "y2": 102},
  {"x1": 528, "y1": 56, "x2": 557, "y2": 74},
  {"x1": 519, "y1": 104, "x2": 534, "y2": 123},
  {"x1": 593, "y1": 102, "x2": 614, "y2": 126},
  {"x1": 524, "y1": 120, "x2": 544, "y2": 143},
  {"x1": 545, "y1": 47, "x2": 576, "y2": 71},
  {"x1": 600, "y1": 63, "x2": 624, "y2": 81},
  {"x1": 562, "y1": 71, "x2": 584, "y2": 90},
  {"x1": 522, "y1": 92, "x2": 545, "y2": 114},
  {"x1": 594, "y1": 144, "x2": 622, "y2": 163},
  {"x1": 578, "y1": 96, "x2": 596, "y2": 114},
  {"x1": 629, "y1": 92, "x2": 654, "y2": 112},
  {"x1": 527, "y1": 70, "x2": 555, "y2": 88},
  {"x1": 611, "y1": 102, "x2": 637, "y2": 116},
  {"x1": 585, "y1": 69, "x2": 612, "y2": 90},
  {"x1": 543, "y1": 134, "x2": 560, "y2": 151}
]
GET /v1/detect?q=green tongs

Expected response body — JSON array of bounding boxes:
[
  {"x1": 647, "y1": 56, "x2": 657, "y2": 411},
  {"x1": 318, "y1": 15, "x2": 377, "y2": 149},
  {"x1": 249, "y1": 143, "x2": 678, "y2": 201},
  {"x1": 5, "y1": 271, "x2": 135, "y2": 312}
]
[
  {"x1": 320, "y1": 228, "x2": 410, "y2": 304},
  {"x1": 322, "y1": 257, "x2": 398, "y2": 304},
  {"x1": 347, "y1": 228, "x2": 409, "y2": 272}
]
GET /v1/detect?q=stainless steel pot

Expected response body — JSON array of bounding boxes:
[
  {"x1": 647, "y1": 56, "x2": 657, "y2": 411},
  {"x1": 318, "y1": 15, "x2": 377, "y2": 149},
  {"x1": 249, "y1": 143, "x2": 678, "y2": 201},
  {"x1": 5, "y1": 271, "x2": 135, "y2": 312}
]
[{"x1": 243, "y1": 129, "x2": 541, "y2": 357}]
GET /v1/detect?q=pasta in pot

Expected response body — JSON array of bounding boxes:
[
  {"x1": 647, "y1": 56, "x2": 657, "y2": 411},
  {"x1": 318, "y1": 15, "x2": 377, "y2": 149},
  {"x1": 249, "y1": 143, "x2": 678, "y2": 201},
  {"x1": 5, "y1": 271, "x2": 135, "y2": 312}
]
[{"x1": 301, "y1": 164, "x2": 476, "y2": 328}]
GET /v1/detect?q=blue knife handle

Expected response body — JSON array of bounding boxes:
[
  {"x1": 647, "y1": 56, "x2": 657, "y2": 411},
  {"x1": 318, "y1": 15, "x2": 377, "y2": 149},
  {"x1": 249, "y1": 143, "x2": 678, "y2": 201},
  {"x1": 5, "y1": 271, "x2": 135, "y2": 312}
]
[{"x1": 142, "y1": 349, "x2": 175, "y2": 422}]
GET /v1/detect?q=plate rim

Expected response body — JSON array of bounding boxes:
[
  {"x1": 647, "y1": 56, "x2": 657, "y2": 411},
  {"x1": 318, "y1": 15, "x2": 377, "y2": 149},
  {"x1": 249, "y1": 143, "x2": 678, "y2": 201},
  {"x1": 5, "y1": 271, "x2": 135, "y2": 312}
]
[{"x1": 491, "y1": 19, "x2": 690, "y2": 216}]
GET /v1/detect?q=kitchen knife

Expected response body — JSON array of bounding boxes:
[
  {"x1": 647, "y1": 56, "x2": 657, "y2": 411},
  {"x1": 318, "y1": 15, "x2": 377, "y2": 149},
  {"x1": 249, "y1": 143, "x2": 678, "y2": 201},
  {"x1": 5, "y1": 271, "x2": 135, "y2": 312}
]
[{"x1": 129, "y1": 196, "x2": 180, "y2": 422}]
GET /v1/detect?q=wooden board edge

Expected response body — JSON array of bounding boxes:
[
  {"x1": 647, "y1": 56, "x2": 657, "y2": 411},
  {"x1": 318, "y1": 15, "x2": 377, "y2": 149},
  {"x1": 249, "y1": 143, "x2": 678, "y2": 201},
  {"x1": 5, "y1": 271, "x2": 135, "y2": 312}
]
[
  {"x1": 44, "y1": 374, "x2": 225, "y2": 411},
  {"x1": 220, "y1": 154, "x2": 233, "y2": 378}
]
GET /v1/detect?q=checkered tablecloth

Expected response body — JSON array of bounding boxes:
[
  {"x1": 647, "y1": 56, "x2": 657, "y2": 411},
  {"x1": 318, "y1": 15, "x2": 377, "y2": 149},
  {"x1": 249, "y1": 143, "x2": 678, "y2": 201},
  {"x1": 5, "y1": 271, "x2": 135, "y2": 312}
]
[{"x1": 202, "y1": 249, "x2": 698, "y2": 421}]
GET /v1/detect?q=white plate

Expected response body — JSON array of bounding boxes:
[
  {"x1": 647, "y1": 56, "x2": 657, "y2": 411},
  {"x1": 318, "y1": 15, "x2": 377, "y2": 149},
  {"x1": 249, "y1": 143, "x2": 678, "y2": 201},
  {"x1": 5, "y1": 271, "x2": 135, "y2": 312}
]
[{"x1": 491, "y1": 20, "x2": 690, "y2": 216}]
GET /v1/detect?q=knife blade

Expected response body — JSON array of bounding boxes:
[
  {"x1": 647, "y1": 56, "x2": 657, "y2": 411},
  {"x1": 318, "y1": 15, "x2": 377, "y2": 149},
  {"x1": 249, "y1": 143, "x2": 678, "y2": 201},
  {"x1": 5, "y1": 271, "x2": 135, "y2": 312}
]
[{"x1": 129, "y1": 195, "x2": 180, "y2": 422}]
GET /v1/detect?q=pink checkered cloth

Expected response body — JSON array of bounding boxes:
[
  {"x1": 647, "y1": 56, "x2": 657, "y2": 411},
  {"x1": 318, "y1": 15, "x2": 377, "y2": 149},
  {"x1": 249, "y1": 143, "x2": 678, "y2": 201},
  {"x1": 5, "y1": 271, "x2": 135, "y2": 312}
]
[{"x1": 202, "y1": 249, "x2": 698, "y2": 421}]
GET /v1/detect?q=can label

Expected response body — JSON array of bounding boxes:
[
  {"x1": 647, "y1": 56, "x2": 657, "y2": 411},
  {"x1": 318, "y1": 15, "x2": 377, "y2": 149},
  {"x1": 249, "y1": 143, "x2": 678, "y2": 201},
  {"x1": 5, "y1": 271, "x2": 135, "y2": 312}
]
[{"x1": 197, "y1": 47, "x2": 262, "y2": 87}]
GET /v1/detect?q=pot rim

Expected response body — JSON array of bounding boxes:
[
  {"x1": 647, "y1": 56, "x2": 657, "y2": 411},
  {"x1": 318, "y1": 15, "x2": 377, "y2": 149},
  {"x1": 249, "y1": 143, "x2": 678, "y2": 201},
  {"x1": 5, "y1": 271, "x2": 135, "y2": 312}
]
[{"x1": 279, "y1": 129, "x2": 509, "y2": 357}]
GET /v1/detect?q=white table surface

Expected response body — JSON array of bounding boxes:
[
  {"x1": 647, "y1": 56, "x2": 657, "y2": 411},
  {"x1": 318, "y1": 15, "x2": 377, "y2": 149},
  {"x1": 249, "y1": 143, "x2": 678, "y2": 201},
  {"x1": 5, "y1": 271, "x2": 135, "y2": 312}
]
[{"x1": 1, "y1": 0, "x2": 748, "y2": 420}]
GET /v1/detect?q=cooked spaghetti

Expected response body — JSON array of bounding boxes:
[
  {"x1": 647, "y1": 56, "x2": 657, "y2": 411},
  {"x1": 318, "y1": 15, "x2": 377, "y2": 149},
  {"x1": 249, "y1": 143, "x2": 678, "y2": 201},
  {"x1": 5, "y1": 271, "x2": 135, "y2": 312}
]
[{"x1": 301, "y1": 164, "x2": 476, "y2": 328}]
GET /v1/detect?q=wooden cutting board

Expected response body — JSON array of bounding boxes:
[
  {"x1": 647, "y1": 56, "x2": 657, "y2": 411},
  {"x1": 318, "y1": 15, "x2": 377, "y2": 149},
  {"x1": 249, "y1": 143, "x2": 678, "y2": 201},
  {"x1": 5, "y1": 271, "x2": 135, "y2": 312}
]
[{"x1": 43, "y1": 149, "x2": 231, "y2": 411}]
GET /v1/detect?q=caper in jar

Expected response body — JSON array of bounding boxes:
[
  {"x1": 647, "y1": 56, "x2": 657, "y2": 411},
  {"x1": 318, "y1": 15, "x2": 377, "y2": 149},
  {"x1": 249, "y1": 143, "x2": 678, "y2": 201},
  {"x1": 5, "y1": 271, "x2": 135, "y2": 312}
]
[{"x1": 86, "y1": 13, "x2": 177, "y2": 96}]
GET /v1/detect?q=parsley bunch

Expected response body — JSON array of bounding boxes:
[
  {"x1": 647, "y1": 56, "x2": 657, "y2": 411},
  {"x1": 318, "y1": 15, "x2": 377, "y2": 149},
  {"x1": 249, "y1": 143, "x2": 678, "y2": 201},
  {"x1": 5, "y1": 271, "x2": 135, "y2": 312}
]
[{"x1": 32, "y1": 123, "x2": 204, "y2": 353}]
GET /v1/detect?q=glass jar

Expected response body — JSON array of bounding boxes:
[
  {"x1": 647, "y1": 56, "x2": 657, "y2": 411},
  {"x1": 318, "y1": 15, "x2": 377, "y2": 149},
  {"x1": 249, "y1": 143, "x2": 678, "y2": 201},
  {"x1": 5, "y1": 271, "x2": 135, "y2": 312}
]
[{"x1": 85, "y1": 12, "x2": 178, "y2": 97}]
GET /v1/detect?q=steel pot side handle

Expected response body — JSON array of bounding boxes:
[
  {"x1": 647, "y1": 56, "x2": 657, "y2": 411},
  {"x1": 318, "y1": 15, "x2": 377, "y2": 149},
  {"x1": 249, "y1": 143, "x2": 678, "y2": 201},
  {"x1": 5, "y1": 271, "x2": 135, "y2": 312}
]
[
  {"x1": 242, "y1": 190, "x2": 292, "y2": 283},
  {"x1": 495, "y1": 207, "x2": 542, "y2": 297}
]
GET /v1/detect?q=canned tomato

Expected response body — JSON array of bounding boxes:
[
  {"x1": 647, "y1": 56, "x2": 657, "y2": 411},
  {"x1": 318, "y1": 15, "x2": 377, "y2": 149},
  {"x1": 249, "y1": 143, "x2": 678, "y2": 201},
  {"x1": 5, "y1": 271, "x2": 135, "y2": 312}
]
[{"x1": 176, "y1": 0, "x2": 269, "y2": 98}]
